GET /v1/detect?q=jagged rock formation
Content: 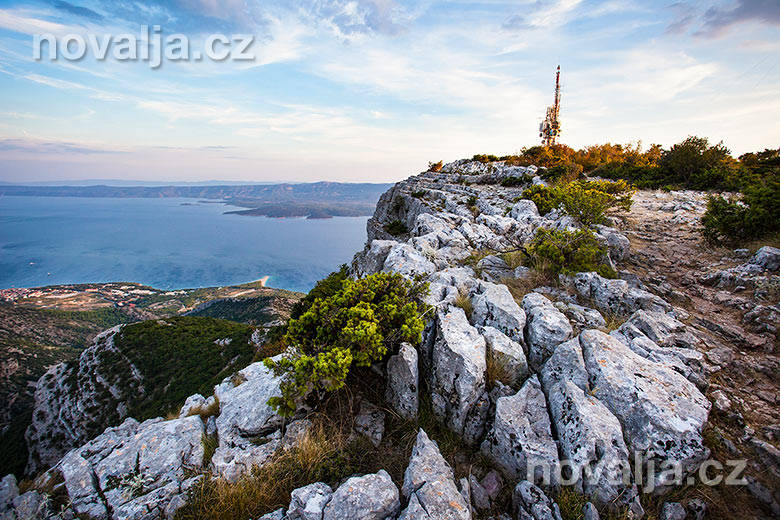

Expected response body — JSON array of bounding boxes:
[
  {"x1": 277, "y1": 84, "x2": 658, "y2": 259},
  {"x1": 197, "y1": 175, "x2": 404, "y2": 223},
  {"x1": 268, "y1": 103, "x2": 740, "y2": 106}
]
[
  {"x1": 25, "y1": 317, "x2": 259, "y2": 475},
  {"x1": 14, "y1": 158, "x2": 779, "y2": 519}
]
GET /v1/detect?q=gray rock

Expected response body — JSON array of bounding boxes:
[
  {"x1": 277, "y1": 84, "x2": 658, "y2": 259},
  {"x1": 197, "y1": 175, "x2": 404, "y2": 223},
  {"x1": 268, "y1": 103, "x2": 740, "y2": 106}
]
[
  {"x1": 659, "y1": 502, "x2": 686, "y2": 520},
  {"x1": 480, "y1": 470, "x2": 503, "y2": 501},
  {"x1": 539, "y1": 337, "x2": 588, "y2": 393},
  {"x1": 468, "y1": 475, "x2": 490, "y2": 510},
  {"x1": 582, "y1": 502, "x2": 600, "y2": 520},
  {"x1": 472, "y1": 282, "x2": 527, "y2": 343},
  {"x1": 429, "y1": 308, "x2": 488, "y2": 444},
  {"x1": 281, "y1": 419, "x2": 314, "y2": 451},
  {"x1": 595, "y1": 226, "x2": 630, "y2": 262},
  {"x1": 354, "y1": 400, "x2": 385, "y2": 447},
  {"x1": 383, "y1": 243, "x2": 437, "y2": 278},
  {"x1": 545, "y1": 380, "x2": 633, "y2": 506},
  {"x1": 477, "y1": 255, "x2": 513, "y2": 282},
  {"x1": 509, "y1": 200, "x2": 540, "y2": 222},
  {"x1": 354, "y1": 240, "x2": 397, "y2": 276},
  {"x1": 566, "y1": 272, "x2": 671, "y2": 316},
  {"x1": 179, "y1": 393, "x2": 207, "y2": 418},
  {"x1": 11, "y1": 490, "x2": 48, "y2": 520},
  {"x1": 481, "y1": 326, "x2": 529, "y2": 388},
  {"x1": 59, "y1": 416, "x2": 204, "y2": 520},
  {"x1": 400, "y1": 429, "x2": 470, "y2": 520},
  {"x1": 386, "y1": 343, "x2": 419, "y2": 420},
  {"x1": 749, "y1": 245, "x2": 780, "y2": 271},
  {"x1": 212, "y1": 359, "x2": 284, "y2": 481},
  {"x1": 522, "y1": 293, "x2": 573, "y2": 370},
  {"x1": 562, "y1": 303, "x2": 606, "y2": 330},
  {"x1": 481, "y1": 376, "x2": 559, "y2": 485},
  {"x1": 512, "y1": 480, "x2": 562, "y2": 520},
  {"x1": 579, "y1": 330, "x2": 711, "y2": 491},
  {"x1": 402, "y1": 430, "x2": 455, "y2": 498},
  {"x1": 322, "y1": 470, "x2": 400, "y2": 520},
  {"x1": 0, "y1": 475, "x2": 18, "y2": 510},
  {"x1": 288, "y1": 482, "x2": 333, "y2": 520},
  {"x1": 618, "y1": 310, "x2": 699, "y2": 349},
  {"x1": 258, "y1": 509, "x2": 286, "y2": 520}
]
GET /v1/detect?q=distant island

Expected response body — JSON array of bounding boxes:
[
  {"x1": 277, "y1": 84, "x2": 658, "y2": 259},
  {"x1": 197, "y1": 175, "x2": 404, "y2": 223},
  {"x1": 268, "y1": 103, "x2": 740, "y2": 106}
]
[{"x1": 0, "y1": 181, "x2": 393, "y2": 218}]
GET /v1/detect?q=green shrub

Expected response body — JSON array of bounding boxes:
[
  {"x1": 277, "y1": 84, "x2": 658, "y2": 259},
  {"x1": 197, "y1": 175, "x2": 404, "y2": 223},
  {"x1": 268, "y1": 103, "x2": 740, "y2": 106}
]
[
  {"x1": 701, "y1": 174, "x2": 780, "y2": 244},
  {"x1": 473, "y1": 154, "x2": 500, "y2": 163},
  {"x1": 290, "y1": 265, "x2": 349, "y2": 320},
  {"x1": 521, "y1": 184, "x2": 560, "y2": 215},
  {"x1": 558, "y1": 179, "x2": 634, "y2": 226},
  {"x1": 411, "y1": 190, "x2": 427, "y2": 199},
  {"x1": 540, "y1": 163, "x2": 583, "y2": 183},
  {"x1": 384, "y1": 220, "x2": 409, "y2": 236},
  {"x1": 265, "y1": 273, "x2": 429, "y2": 415},
  {"x1": 500, "y1": 176, "x2": 531, "y2": 187},
  {"x1": 521, "y1": 180, "x2": 634, "y2": 225},
  {"x1": 528, "y1": 228, "x2": 615, "y2": 278}
]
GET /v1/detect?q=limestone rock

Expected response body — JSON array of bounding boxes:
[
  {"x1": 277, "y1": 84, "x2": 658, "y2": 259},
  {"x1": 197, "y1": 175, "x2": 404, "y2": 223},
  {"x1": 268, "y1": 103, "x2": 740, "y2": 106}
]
[
  {"x1": 579, "y1": 330, "x2": 711, "y2": 490},
  {"x1": 749, "y1": 245, "x2": 780, "y2": 271},
  {"x1": 386, "y1": 343, "x2": 419, "y2": 420},
  {"x1": 383, "y1": 243, "x2": 437, "y2": 278},
  {"x1": 512, "y1": 480, "x2": 563, "y2": 520},
  {"x1": 481, "y1": 326, "x2": 529, "y2": 388},
  {"x1": 522, "y1": 293, "x2": 573, "y2": 370},
  {"x1": 545, "y1": 381, "x2": 634, "y2": 505},
  {"x1": 481, "y1": 376, "x2": 560, "y2": 485},
  {"x1": 354, "y1": 400, "x2": 385, "y2": 447},
  {"x1": 59, "y1": 416, "x2": 204, "y2": 520},
  {"x1": 402, "y1": 429, "x2": 455, "y2": 498},
  {"x1": 288, "y1": 482, "x2": 333, "y2": 520},
  {"x1": 322, "y1": 470, "x2": 399, "y2": 520},
  {"x1": 539, "y1": 337, "x2": 588, "y2": 393},
  {"x1": 212, "y1": 360, "x2": 284, "y2": 481},
  {"x1": 429, "y1": 308, "x2": 488, "y2": 444},
  {"x1": 472, "y1": 282, "x2": 527, "y2": 343},
  {"x1": 401, "y1": 429, "x2": 470, "y2": 520}
]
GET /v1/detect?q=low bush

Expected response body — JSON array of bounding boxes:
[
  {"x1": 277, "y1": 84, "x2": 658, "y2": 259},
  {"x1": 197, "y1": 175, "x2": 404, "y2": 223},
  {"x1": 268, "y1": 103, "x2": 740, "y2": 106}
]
[
  {"x1": 428, "y1": 160, "x2": 443, "y2": 172},
  {"x1": 265, "y1": 273, "x2": 429, "y2": 415},
  {"x1": 521, "y1": 184, "x2": 560, "y2": 215},
  {"x1": 384, "y1": 220, "x2": 409, "y2": 236},
  {"x1": 500, "y1": 175, "x2": 531, "y2": 187},
  {"x1": 527, "y1": 228, "x2": 615, "y2": 278},
  {"x1": 520, "y1": 180, "x2": 634, "y2": 226}
]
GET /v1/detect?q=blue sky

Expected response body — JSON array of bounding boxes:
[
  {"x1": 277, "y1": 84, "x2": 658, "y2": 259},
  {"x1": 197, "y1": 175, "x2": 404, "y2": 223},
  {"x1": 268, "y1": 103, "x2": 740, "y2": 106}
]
[{"x1": 0, "y1": 0, "x2": 778, "y2": 183}]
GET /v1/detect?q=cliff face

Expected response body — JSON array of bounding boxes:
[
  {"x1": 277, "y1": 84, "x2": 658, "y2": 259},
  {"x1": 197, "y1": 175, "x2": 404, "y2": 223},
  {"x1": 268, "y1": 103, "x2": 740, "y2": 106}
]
[{"x1": 5, "y1": 159, "x2": 779, "y2": 520}]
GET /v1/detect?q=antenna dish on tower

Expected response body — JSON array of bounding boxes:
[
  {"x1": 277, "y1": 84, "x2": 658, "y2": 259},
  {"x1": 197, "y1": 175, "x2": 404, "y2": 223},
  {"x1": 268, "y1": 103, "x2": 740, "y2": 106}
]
[{"x1": 539, "y1": 65, "x2": 562, "y2": 146}]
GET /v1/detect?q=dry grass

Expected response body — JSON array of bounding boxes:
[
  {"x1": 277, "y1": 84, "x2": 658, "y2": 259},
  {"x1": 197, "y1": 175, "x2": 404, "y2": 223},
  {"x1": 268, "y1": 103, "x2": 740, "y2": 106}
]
[
  {"x1": 485, "y1": 354, "x2": 516, "y2": 389},
  {"x1": 601, "y1": 311, "x2": 627, "y2": 332},
  {"x1": 454, "y1": 290, "x2": 474, "y2": 319},
  {"x1": 184, "y1": 397, "x2": 221, "y2": 420},
  {"x1": 500, "y1": 250, "x2": 525, "y2": 270},
  {"x1": 503, "y1": 267, "x2": 555, "y2": 304}
]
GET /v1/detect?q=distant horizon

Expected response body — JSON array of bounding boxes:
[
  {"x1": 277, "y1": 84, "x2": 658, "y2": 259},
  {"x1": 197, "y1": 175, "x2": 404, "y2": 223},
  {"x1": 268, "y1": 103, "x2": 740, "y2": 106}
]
[{"x1": 0, "y1": 178, "x2": 395, "y2": 187}]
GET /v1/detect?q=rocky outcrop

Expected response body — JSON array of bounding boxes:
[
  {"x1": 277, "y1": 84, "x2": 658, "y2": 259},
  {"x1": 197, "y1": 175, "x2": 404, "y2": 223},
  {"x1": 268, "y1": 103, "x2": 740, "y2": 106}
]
[
  {"x1": 400, "y1": 430, "x2": 470, "y2": 520},
  {"x1": 57, "y1": 416, "x2": 204, "y2": 520},
  {"x1": 429, "y1": 308, "x2": 488, "y2": 445},
  {"x1": 386, "y1": 343, "x2": 419, "y2": 420},
  {"x1": 481, "y1": 376, "x2": 559, "y2": 485},
  {"x1": 579, "y1": 329, "x2": 711, "y2": 490},
  {"x1": 211, "y1": 359, "x2": 285, "y2": 481},
  {"x1": 12, "y1": 157, "x2": 736, "y2": 519}
]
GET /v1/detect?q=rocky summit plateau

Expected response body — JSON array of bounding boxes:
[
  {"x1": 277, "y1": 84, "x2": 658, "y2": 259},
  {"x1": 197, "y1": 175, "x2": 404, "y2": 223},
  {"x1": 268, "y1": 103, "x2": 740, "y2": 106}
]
[{"x1": 1, "y1": 158, "x2": 778, "y2": 520}]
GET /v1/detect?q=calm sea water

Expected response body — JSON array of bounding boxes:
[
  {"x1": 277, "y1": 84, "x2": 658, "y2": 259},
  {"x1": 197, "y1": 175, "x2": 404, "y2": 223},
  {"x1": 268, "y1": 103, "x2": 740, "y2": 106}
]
[{"x1": 0, "y1": 196, "x2": 369, "y2": 292}]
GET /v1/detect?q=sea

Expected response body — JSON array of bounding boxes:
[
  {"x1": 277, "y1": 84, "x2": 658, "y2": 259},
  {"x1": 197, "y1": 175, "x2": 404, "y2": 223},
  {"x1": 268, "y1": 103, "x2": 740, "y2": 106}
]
[{"x1": 0, "y1": 196, "x2": 369, "y2": 293}]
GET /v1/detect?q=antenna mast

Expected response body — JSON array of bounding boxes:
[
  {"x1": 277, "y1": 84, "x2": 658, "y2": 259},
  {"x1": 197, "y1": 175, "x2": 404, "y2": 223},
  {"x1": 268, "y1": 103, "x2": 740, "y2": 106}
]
[{"x1": 539, "y1": 65, "x2": 562, "y2": 146}]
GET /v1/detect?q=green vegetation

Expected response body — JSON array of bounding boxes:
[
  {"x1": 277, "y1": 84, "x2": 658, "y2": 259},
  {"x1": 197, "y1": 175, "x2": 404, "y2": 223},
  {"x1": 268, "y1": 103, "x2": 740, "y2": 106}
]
[
  {"x1": 264, "y1": 273, "x2": 429, "y2": 416},
  {"x1": 527, "y1": 228, "x2": 616, "y2": 278},
  {"x1": 112, "y1": 316, "x2": 255, "y2": 421},
  {"x1": 499, "y1": 175, "x2": 531, "y2": 187},
  {"x1": 521, "y1": 179, "x2": 634, "y2": 226},
  {"x1": 701, "y1": 149, "x2": 780, "y2": 244},
  {"x1": 383, "y1": 219, "x2": 409, "y2": 236}
]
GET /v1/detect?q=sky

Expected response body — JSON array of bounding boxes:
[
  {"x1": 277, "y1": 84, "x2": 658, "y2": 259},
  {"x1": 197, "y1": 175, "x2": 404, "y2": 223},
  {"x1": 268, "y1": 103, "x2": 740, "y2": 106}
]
[{"x1": 0, "y1": 0, "x2": 778, "y2": 184}]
